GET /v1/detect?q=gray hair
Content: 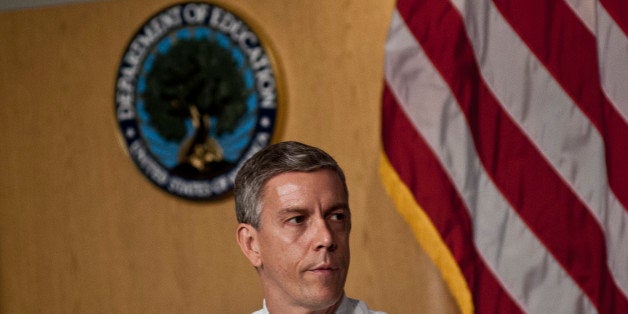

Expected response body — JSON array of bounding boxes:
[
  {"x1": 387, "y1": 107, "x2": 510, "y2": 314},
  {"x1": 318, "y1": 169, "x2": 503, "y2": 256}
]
[{"x1": 234, "y1": 141, "x2": 347, "y2": 229}]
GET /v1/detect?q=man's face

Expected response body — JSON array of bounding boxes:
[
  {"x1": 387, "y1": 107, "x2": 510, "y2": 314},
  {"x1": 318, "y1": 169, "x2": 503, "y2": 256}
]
[{"x1": 254, "y1": 169, "x2": 351, "y2": 310}]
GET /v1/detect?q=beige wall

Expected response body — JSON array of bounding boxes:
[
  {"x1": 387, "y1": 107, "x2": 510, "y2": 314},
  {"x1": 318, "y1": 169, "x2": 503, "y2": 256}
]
[{"x1": 0, "y1": 0, "x2": 457, "y2": 312}]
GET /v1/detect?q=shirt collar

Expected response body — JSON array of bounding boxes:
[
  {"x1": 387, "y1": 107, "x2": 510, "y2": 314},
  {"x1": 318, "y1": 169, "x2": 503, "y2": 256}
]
[{"x1": 256, "y1": 294, "x2": 351, "y2": 314}]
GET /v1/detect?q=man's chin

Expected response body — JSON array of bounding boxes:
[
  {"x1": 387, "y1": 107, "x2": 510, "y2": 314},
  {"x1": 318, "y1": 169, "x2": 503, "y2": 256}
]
[
  {"x1": 306, "y1": 285, "x2": 344, "y2": 310},
  {"x1": 299, "y1": 289, "x2": 344, "y2": 312}
]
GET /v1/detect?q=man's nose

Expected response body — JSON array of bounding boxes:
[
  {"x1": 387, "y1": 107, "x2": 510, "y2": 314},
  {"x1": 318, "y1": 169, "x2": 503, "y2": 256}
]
[{"x1": 313, "y1": 217, "x2": 336, "y2": 251}]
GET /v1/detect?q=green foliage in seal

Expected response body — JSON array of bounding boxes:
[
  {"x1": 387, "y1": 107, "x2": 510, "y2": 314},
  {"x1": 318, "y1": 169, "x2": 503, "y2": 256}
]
[{"x1": 143, "y1": 38, "x2": 249, "y2": 142}]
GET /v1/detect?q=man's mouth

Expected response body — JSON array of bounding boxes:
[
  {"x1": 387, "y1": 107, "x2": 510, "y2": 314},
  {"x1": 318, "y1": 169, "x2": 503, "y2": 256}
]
[{"x1": 308, "y1": 263, "x2": 340, "y2": 273}]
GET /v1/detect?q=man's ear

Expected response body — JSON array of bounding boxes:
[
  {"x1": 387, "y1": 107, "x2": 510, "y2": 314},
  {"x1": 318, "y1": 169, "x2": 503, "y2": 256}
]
[{"x1": 236, "y1": 223, "x2": 262, "y2": 268}]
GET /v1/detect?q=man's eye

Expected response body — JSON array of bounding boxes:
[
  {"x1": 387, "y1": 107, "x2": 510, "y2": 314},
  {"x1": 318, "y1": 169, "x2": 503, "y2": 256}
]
[
  {"x1": 287, "y1": 216, "x2": 305, "y2": 224},
  {"x1": 329, "y1": 213, "x2": 346, "y2": 221}
]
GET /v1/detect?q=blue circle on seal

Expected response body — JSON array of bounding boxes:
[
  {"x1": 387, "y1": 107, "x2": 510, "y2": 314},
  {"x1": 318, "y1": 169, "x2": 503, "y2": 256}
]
[{"x1": 114, "y1": 2, "x2": 279, "y2": 200}]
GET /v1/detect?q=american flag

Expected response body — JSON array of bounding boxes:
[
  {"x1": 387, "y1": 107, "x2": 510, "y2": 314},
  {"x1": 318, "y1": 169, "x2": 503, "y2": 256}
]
[{"x1": 381, "y1": 0, "x2": 628, "y2": 312}]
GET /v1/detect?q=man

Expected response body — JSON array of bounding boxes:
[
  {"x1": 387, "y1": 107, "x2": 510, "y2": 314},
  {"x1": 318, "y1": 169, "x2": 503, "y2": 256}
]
[{"x1": 234, "y1": 141, "x2": 384, "y2": 314}]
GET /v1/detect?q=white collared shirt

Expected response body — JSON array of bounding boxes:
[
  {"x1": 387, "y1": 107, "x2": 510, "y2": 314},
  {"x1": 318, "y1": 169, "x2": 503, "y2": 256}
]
[{"x1": 252, "y1": 295, "x2": 386, "y2": 314}]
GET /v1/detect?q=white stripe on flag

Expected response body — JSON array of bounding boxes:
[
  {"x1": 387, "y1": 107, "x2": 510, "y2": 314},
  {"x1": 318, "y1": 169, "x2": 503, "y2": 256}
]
[
  {"x1": 385, "y1": 10, "x2": 596, "y2": 313},
  {"x1": 595, "y1": 3, "x2": 628, "y2": 122},
  {"x1": 565, "y1": 0, "x2": 628, "y2": 121},
  {"x1": 448, "y1": 0, "x2": 628, "y2": 296}
]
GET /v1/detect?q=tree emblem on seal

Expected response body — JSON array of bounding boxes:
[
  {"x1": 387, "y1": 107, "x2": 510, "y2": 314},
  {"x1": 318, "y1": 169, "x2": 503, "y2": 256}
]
[
  {"x1": 115, "y1": 2, "x2": 280, "y2": 200},
  {"x1": 142, "y1": 39, "x2": 249, "y2": 178}
]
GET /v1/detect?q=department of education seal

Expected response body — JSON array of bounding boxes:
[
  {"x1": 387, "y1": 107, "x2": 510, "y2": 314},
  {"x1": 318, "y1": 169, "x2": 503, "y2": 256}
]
[{"x1": 115, "y1": 2, "x2": 282, "y2": 200}]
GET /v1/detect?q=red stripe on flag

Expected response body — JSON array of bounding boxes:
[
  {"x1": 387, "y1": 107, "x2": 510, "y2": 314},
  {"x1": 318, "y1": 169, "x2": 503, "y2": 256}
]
[
  {"x1": 600, "y1": 0, "x2": 628, "y2": 36},
  {"x1": 382, "y1": 84, "x2": 523, "y2": 313},
  {"x1": 395, "y1": 0, "x2": 628, "y2": 311},
  {"x1": 492, "y1": 0, "x2": 628, "y2": 212}
]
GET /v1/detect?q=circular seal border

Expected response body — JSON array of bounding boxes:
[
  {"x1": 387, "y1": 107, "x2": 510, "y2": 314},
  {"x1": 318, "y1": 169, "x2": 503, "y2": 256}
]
[{"x1": 114, "y1": 2, "x2": 285, "y2": 201}]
